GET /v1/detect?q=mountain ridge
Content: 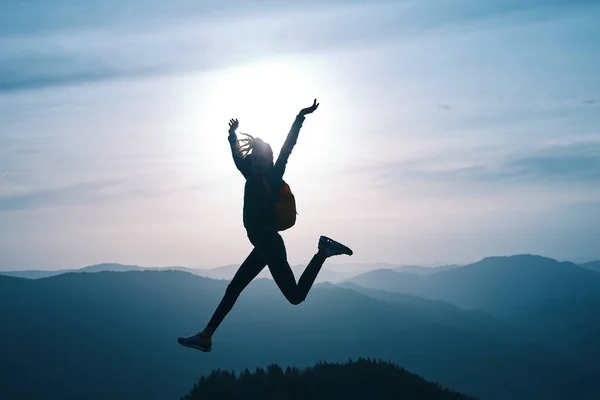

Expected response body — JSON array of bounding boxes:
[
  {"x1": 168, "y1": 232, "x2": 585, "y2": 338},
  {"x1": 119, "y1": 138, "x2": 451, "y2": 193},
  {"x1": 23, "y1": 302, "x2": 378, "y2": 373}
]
[{"x1": 2, "y1": 270, "x2": 597, "y2": 400}]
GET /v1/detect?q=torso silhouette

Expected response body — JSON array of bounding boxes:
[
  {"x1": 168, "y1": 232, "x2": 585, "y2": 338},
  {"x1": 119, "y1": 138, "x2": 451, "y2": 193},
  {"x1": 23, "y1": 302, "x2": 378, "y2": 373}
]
[{"x1": 243, "y1": 168, "x2": 282, "y2": 234}]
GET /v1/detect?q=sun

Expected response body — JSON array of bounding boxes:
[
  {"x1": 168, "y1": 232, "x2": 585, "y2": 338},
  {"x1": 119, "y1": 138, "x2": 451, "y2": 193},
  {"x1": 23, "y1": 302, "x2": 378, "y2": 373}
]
[
  {"x1": 169, "y1": 55, "x2": 346, "y2": 191},
  {"x1": 201, "y1": 57, "x2": 321, "y2": 146}
]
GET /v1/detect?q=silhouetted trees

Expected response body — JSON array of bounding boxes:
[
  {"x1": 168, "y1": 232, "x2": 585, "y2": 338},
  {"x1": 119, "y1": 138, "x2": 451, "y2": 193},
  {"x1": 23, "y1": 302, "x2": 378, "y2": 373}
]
[{"x1": 181, "y1": 358, "x2": 475, "y2": 400}]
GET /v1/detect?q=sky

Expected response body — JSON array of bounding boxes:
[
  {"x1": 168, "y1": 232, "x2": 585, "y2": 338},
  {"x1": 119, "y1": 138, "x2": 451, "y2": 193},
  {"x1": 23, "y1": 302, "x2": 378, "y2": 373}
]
[{"x1": 1, "y1": 0, "x2": 600, "y2": 270}]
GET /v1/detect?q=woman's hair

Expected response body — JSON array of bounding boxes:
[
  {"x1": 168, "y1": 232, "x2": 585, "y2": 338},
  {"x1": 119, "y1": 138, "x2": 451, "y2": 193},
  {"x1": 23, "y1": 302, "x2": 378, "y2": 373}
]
[{"x1": 237, "y1": 133, "x2": 272, "y2": 159}]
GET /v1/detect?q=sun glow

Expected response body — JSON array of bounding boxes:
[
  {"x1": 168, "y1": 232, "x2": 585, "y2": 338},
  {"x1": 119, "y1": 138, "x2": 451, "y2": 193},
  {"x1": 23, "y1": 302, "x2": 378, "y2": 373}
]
[
  {"x1": 169, "y1": 55, "x2": 351, "y2": 195},
  {"x1": 190, "y1": 57, "x2": 338, "y2": 173}
]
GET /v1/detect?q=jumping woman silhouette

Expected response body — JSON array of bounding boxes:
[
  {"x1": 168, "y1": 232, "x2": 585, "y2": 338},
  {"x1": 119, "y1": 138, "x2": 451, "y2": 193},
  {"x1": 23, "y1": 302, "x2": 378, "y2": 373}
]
[{"x1": 178, "y1": 99, "x2": 353, "y2": 352}]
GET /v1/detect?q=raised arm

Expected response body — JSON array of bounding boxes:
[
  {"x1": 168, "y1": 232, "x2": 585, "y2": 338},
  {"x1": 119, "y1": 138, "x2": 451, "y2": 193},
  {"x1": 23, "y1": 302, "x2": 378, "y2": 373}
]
[
  {"x1": 274, "y1": 99, "x2": 319, "y2": 177},
  {"x1": 227, "y1": 118, "x2": 251, "y2": 179}
]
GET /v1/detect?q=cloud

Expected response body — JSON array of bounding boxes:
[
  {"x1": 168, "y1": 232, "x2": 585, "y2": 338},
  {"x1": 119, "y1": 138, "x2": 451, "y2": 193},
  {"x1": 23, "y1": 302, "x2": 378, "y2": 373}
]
[
  {"x1": 0, "y1": 180, "x2": 122, "y2": 212},
  {"x1": 583, "y1": 100, "x2": 596, "y2": 105},
  {"x1": 0, "y1": 66, "x2": 164, "y2": 93},
  {"x1": 0, "y1": 0, "x2": 382, "y2": 36},
  {"x1": 2, "y1": 0, "x2": 596, "y2": 93},
  {"x1": 505, "y1": 153, "x2": 600, "y2": 182},
  {"x1": 438, "y1": 104, "x2": 451, "y2": 111},
  {"x1": 373, "y1": 136, "x2": 600, "y2": 187}
]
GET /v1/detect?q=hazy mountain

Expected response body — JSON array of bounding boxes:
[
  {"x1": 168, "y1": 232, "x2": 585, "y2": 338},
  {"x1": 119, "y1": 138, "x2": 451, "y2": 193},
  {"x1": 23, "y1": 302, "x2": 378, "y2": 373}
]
[
  {"x1": 0, "y1": 263, "x2": 352, "y2": 283},
  {"x1": 348, "y1": 255, "x2": 600, "y2": 309},
  {"x1": 317, "y1": 262, "x2": 404, "y2": 275},
  {"x1": 196, "y1": 263, "x2": 352, "y2": 283},
  {"x1": 1, "y1": 271, "x2": 597, "y2": 400},
  {"x1": 182, "y1": 358, "x2": 475, "y2": 400},
  {"x1": 486, "y1": 295, "x2": 600, "y2": 374},
  {"x1": 0, "y1": 269, "x2": 75, "y2": 279},
  {"x1": 581, "y1": 261, "x2": 600, "y2": 273},
  {"x1": 392, "y1": 265, "x2": 462, "y2": 276},
  {"x1": 347, "y1": 254, "x2": 600, "y2": 372},
  {"x1": 335, "y1": 282, "x2": 526, "y2": 342},
  {"x1": 80, "y1": 263, "x2": 145, "y2": 273},
  {"x1": 0, "y1": 263, "x2": 159, "y2": 279}
]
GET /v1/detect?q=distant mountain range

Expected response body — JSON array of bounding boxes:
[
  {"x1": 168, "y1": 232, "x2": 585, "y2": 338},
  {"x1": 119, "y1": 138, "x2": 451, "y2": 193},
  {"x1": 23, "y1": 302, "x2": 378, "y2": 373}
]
[
  {"x1": 347, "y1": 255, "x2": 600, "y2": 309},
  {"x1": 2, "y1": 256, "x2": 600, "y2": 400},
  {"x1": 346, "y1": 254, "x2": 600, "y2": 373},
  {"x1": 0, "y1": 263, "x2": 146, "y2": 279},
  {"x1": 0, "y1": 262, "x2": 355, "y2": 283},
  {"x1": 3, "y1": 256, "x2": 596, "y2": 282},
  {"x1": 393, "y1": 264, "x2": 463, "y2": 275},
  {"x1": 581, "y1": 261, "x2": 600, "y2": 273}
]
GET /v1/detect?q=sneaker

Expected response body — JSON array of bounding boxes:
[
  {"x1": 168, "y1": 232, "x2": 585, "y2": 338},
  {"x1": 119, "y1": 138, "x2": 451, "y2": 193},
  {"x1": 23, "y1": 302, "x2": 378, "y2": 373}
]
[
  {"x1": 318, "y1": 236, "x2": 353, "y2": 257},
  {"x1": 177, "y1": 333, "x2": 212, "y2": 352}
]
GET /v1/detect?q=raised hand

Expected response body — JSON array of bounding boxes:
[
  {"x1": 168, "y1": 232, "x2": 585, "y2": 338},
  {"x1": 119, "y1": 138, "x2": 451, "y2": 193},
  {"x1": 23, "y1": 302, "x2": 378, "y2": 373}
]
[
  {"x1": 299, "y1": 99, "x2": 319, "y2": 116},
  {"x1": 228, "y1": 118, "x2": 239, "y2": 132}
]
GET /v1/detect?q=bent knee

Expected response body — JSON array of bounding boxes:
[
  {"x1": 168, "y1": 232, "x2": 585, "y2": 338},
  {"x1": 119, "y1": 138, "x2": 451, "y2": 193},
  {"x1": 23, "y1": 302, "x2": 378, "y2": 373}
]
[{"x1": 287, "y1": 295, "x2": 304, "y2": 306}]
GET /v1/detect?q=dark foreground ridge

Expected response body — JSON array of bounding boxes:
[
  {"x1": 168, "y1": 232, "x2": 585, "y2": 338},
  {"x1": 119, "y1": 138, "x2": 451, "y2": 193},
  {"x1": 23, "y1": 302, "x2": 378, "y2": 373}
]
[{"x1": 182, "y1": 358, "x2": 475, "y2": 400}]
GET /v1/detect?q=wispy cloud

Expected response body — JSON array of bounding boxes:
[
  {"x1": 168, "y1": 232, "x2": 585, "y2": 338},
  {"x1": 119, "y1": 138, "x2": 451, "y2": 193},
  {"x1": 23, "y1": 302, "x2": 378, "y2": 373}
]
[
  {"x1": 2, "y1": 0, "x2": 596, "y2": 93},
  {"x1": 373, "y1": 135, "x2": 600, "y2": 187},
  {"x1": 0, "y1": 66, "x2": 164, "y2": 93},
  {"x1": 0, "y1": 180, "x2": 122, "y2": 212}
]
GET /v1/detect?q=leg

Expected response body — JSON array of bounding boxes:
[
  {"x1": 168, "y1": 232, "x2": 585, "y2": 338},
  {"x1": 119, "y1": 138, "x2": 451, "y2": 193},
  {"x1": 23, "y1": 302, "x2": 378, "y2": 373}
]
[
  {"x1": 179, "y1": 234, "x2": 352, "y2": 351},
  {"x1": 296, "y1": 251, "x2": 327, "y2": 302},
  {"x1": 202, "y1": 247, "x2": 266, "y2": 337},
  {"x1": 250, "y1": 232, "x2": 326, "y2": 305}
]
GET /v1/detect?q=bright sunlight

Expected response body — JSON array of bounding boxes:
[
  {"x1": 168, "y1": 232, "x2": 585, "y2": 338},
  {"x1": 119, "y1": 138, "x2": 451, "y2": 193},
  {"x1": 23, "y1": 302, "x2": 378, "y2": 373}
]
[{"x1": 169, "y1": 56, "x2": 349, "y2": 187}]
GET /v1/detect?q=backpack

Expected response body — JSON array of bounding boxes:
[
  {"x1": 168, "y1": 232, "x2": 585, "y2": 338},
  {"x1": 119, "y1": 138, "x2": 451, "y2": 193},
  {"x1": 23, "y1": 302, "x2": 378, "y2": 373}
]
[{"x1": 263, "y1": 177, "x2": 297, "y2": 231}]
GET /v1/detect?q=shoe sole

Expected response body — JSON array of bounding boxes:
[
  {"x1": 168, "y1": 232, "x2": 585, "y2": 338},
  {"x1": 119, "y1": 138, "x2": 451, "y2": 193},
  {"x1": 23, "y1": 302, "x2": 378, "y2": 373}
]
[{"x1": 178, "y1": 339, "x2": 212, "y2": 353}]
